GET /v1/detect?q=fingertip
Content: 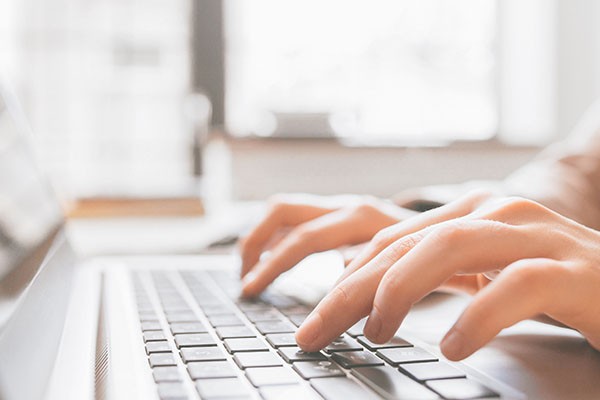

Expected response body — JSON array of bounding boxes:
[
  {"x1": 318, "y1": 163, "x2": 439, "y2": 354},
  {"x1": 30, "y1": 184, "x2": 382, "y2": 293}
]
[
  {"x1": 440, "y1": 329, "x2": 472, "y2": 361},
  {"x1": 295, "y1": 313, "x2": 324, "y2": 351}
]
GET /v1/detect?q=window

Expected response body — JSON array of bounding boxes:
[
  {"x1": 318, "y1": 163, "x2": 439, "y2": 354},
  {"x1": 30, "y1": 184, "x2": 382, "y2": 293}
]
[{"x1": 225, "y1": 0, "x2": 497, "y2": 142}]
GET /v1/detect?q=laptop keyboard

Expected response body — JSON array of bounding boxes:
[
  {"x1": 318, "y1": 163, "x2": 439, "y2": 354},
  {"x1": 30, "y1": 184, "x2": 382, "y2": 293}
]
[{"x1": 131, "y1": 269, "x2": 501, "y2": 400}]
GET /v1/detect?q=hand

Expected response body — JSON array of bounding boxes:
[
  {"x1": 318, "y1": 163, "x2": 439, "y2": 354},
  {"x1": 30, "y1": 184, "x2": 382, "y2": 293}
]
[
  {"x1": 239, "y1": 194, "x2": 418, "y2": 297},
  {"x1": 295, "y1": 191, "x2": 600, "y2": 361}
]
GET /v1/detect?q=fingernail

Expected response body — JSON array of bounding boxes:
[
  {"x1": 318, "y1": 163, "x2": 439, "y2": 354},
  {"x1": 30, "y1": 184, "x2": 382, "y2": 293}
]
[
  {"x1": 441, "y1": 330, "x2": 466, "y2": 360},
  {"x1": 365, "y1": 309, "x2": 382, "y2": 341},
  {"x1": 296, "y1": 313, "x2": 322, "y2": 347}
]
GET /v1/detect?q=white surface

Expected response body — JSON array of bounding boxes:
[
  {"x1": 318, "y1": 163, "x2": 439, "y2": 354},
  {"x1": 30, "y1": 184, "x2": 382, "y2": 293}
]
[{"x1": 65, "y1": 202, "x2": 263, "y2": 257}]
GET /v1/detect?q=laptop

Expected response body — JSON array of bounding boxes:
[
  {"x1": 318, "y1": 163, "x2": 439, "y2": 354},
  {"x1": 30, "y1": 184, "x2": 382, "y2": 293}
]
[{"x1": 1, "y1": 83, "x2": 599, "y2": 400}]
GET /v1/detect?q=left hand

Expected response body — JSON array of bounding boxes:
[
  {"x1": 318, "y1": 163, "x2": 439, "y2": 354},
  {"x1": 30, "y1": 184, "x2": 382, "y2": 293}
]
[{"x1": 295, "y1": 192, "x2": 600, "y2": 361}]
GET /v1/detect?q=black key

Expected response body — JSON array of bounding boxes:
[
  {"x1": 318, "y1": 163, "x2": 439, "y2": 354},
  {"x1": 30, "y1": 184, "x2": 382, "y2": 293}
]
[
  {"x1": 224, "y1": 337, "x2": 269, "y2": 353},
  {"x1": 196, "y1": 377, "x2": 251, "y2": 398},
  {"x1": 174, "y1": 333, "x2": 216, "y2": 348},
  {"x1": 188, "y1": 361, "x2": 237, "y2": 379},
  {"x1": 293, "y1": 360, "x2": 345, "y2": 379},
  {"x1": 246, "y1": 366, "x2": 299, "y2": 386},
  {"x1": 278, "y1": 347, "x2": 327, "y2": 363},
  {"x1": 255, "y1": 320, "x2": 296, "y2": 334},
  {"x1": 357, "y1": 335, "x2": 412, "y2": 351},
  {"x1": 157, "y1": 382, "x2": 187, "y2": 400},
  {"x1": 153, "y1": 366, "x2": 181, "y2": 382},
  {"x1": 346, "y1": 319, "x2": 367, "y2": 337},
  {"x1": 149, "y1": 353, "x2": 177, "y2": 367},
  {"x1": 208, "y1": 314, "x2": 244, "y2": 327},
  {"x1": 331, "y1": 351, "x2": 384, "y2": 368},
  {"x1": 141, "y1": 321, "x2": 162, "y2": 331},
  {"x1": 144, "y1": 331, "x2": 167, "y2": 342},
  {"x1": 266, "y1": 333, "x2": 297, "y2": 348},
  {"x1": 166, "y1": 312, "x2": 199, "y2": 323},
  {"x1": 289, "y1": 314, "x2": 308, "y2": 327},
  {"x1": 399, "y1": 361, "x2": 466, "y2": 382},
  {"x1": 325, "y1": 336, "x2": 362, "y2": 353},
  {"x1": 234, "y1": 351, "x2": 284, "y2": 369},
  {"x1": 376, "y1": 347, "x2": 438, "y2": 365},
  {"x1": 216, "y1": 325, "x2": 256, "y2": 339},
  {"x1": 245, "y1": 309, "x2": 282, "y2": 322},
  {"x1": 180, "y1": 346, "x2": 227, "y2": 363},
  {"x1": 260, "y1": 385, "x2": 321, "y2": 400},
  {"x1": 170, "y1": 322, "x2": 208, "y2": 334},
  {"x1": 426, "y1": 378, "x2": 498, "y2": 399},
  {"x1": 351, "y1": 366, "x2": 439, "y2": 400},
  {"x1": 311, "y1": 376, "x2": 380, "y2": 400},
  {"x1": 146, "y1": 341, "x2": 172, "y2": 354}
]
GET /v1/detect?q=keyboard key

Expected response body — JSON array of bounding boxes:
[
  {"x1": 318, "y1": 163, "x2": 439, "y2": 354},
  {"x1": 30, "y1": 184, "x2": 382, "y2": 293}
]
[
  {"x1": 180, "y1": 346, "x2": 227, "y2": 363},
  {"x1": 234, "y1": 351, "x2": 284, "y2": 369},
  {"x1": 149, "y1": 353, "x2": 177, "y2": 367},
  {"x1": 399, "y1": 361, "x2": 466, "y2": 382},
  {"x1": 141, "y1": 321, "x2": 162, "y2": 331},
  {"x1": 245, "y1": 309, "x2": 282, "y2": 322},
  {"x1": 216, "y1": 325, "x2": 256, "y2": 339},
  {"x1": 144, "y1": 331, "x2": 167, "y2": 342},
  {"x1": 352, "y1": 366, "x2": 439, "y2": 399},
  {"x1": 224, "y1": 337, "x2": 269, "y2": 353},
  {"x1": 188, "y1": 361, "x2": 237, "y2": 379},
  {"x1": 331, "y1": 351, "x2": 385, "y2": 368},
  {"x1": 138, "y1": 311, "x2": 159, "y2": 322},
  {"x1": 208, "y1": 314, "x2": 244, "y2": 327},
  {"x1": 278, "y1": 347, "x2": 328, "y2": 363},
  {"x1": 246, "y1": 366, "x2": 299, "y2": 386},
  {"x1": 289, "y1": 314, "x2": 308, "y2": 327},
  {"x1": 166, "y1": 312, "x2": 199, "y2": 323},
  {"x1": 201, "y1": 304, "x2": 232, "y2": 316},
  {"x1": 426, "y1": 378, "x2": 498, "y2": 399},
  {"x1": 346, "y1": 319, "x2": 367, "y2": 337},
  {"x1": 266, "y1": 333, "x2": 297, "y2": 348},
  {"x1": 357, "y1": 335, "x2": 412, "y2": 351},
  {"x1": 237, "y1": 300, "x2": 271, "y2": 312},
  {"x1": 170, "y1": 322, "x2": 208, "y2": 334},
  {"x1": 293, "y1": 360, "x2": 346, "y2": 379},
  {"x1": 255, "y1": 321, "x2": 296, "y2": 334},
  {"x1": 196, "y1": 377, "x2": 251, "y2": 398},
  {"x1": 153, "y1": 366, "x2": 181, "y2": 382},
  {"x1": 157, "y1": 382, "x2": 187, "y2": 400},
  {"x1": 280, "y1": 305, "x2": 311, "y2": 316},
  {"x1": 311, "y1": 376, "x2": 380, "y2": 400},
  {"x1": 376, "y1": 347, "x2": 438, "y2": 365},
  {"x1": 174, "y1": 333, "x2": 216, "y2": 348},
  {"x1": 325, "y1": 336, "x2": 362, "y2": 353},
  {"x1": 260, "y1": 384, "x2": 321, "y2": 400},
  {"x1": 146, "y1": 341, "x2": 172, "y2": 354}
]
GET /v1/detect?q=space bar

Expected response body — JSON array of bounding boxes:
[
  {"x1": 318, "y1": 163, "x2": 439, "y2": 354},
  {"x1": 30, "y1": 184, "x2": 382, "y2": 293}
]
[{"x1": 351, "y1": 366, "x2": 439, "y2": 400}]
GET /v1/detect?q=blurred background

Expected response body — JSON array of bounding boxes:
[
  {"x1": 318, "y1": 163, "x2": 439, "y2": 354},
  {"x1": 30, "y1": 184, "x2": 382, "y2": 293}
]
[{"x1": 1, "y1": 0, "x2": 600, "y2": 206}]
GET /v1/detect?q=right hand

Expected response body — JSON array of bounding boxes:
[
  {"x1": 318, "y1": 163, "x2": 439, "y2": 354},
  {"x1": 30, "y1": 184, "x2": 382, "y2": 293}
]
[{"x1": 239, "y1": 194, "x2": 418, "y2": 297}]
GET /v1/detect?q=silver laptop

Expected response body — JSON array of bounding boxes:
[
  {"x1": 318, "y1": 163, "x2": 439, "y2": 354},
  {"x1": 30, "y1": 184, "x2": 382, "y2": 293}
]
[{"x1": 0, "y1": 84, "x2": 599, "y2": 400}]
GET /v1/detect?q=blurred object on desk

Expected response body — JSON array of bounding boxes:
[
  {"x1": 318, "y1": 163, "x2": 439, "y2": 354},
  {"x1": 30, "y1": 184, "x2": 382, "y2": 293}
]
[{"x1": 65, "y1": 196, "x2": 205, "y2": 218}]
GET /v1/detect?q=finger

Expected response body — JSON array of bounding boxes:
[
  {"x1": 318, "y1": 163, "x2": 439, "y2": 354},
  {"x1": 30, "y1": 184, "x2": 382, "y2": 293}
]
[
  {"x1": 440, "y1": 258, "x2": 565, "y2": 360},
  {"x1": 239, "y1": 201, "x2": 333, "y2": 277},
  {"x1": 365, "y1": 219, "x2": 546, "y2": 343},
  {"x1": 294, "y1": 229, "x2": 429, "y2": 352},
  {"x1": 336, "y1": 189, "x2": 492, "y2": 286},
  {"x1": 241, "y1": 206, "x2": 392, "y2": 297}
]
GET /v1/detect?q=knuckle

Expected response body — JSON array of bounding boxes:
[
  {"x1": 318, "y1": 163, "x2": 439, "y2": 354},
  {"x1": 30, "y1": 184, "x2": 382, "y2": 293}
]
[
  {"x1": 371, "y1": 227, "x2": 396, "y2": 248},
  {"x1": 496, "y1": 196, "x2": 544, "y2": 215},
  {"x1": 386, "y1": 234, "x2": 422, "y2": 260},
  {"x1": 290, "y1": 225, "x2": 318, "y2": 247},
  {"x1": 349, "y1": 196, "x2": 380, "y2": 216},
  {"x1": 330, "y1": 285, "x2": 351, "y2": 308},
  {"x1": 430, "y1": 220, "x2": 472, "y2": 248}
]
